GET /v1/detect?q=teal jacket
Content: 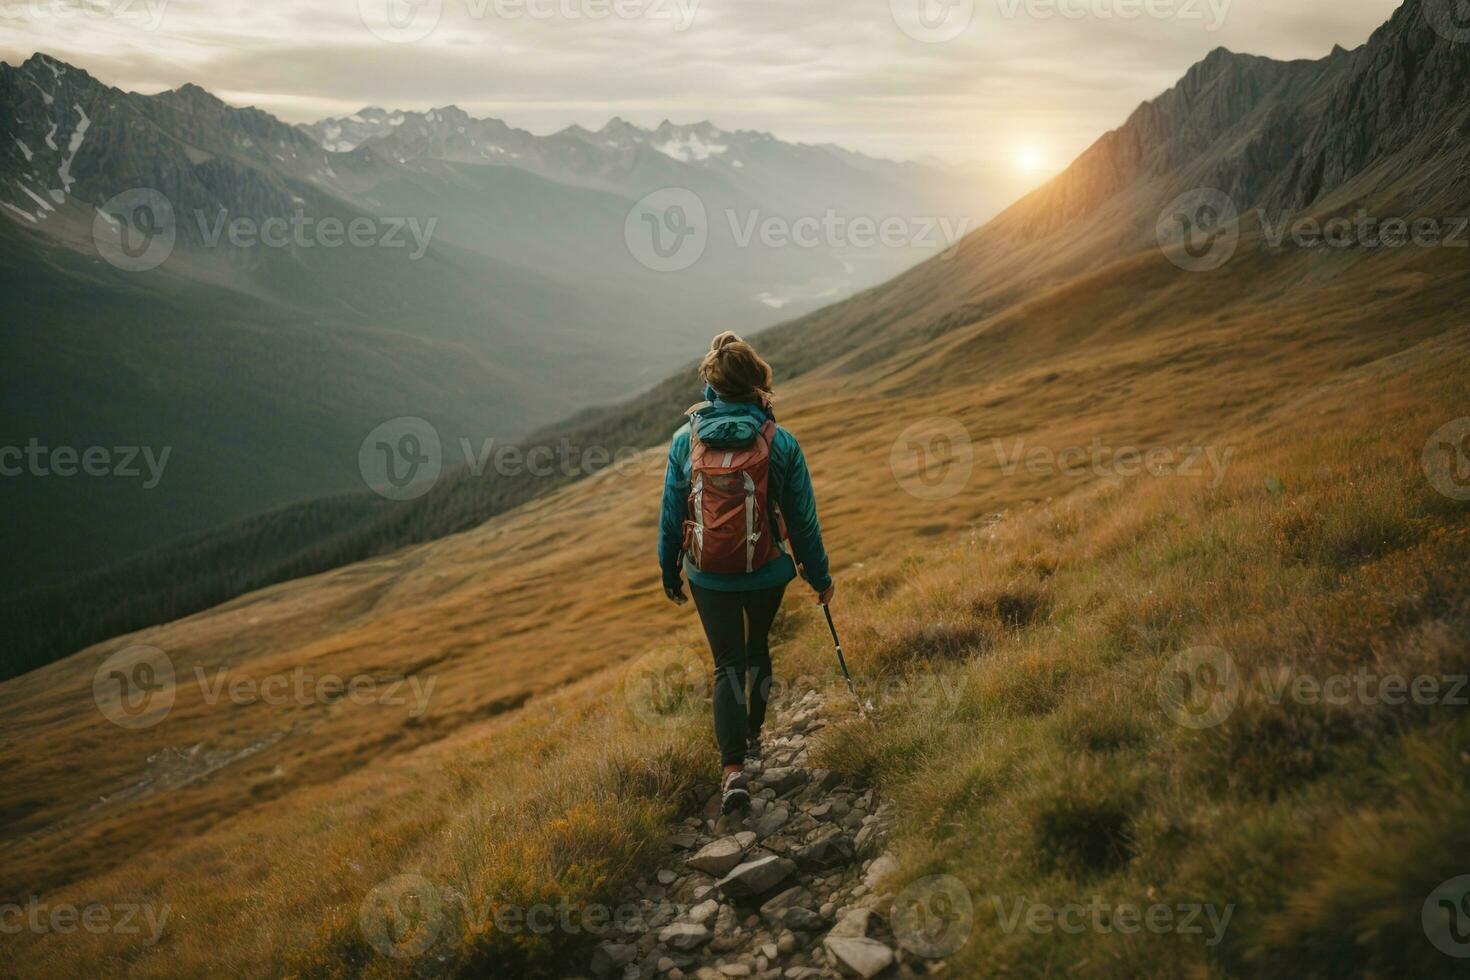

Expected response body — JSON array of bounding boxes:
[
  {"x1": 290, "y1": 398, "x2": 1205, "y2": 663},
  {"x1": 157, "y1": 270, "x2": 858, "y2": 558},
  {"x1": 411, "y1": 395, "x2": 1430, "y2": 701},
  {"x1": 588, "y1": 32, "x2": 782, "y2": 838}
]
[{"x1": 658, "y1": 389, "x2": 832, "y2": 594}]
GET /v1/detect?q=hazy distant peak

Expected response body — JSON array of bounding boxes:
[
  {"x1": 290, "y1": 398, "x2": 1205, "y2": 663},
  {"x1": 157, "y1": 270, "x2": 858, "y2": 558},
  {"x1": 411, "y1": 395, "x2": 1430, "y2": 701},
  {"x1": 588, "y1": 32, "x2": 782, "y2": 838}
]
[
  {"x1": 293, "y1": 97, "x2": 975, "y2": 198},
  {"x1": 423, "y1": 106, "x2": 468, "y2": 124},
  {"x1": 658, "y1": 120, "x2": 714, "y2": 134}
]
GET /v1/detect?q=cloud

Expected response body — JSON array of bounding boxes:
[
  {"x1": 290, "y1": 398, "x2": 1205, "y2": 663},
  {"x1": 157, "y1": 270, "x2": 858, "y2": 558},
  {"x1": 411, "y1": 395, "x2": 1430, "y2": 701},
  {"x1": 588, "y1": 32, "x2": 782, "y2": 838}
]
[{"x1": 0, "y1": 0, "x2": 1404, "y2": 162}]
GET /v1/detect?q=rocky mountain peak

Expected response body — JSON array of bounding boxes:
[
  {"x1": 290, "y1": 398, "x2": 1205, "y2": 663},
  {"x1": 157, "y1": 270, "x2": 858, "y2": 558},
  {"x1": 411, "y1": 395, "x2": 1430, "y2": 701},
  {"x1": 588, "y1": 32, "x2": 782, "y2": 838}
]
[
  {"x1": 3, "y1": 53, "x2": 103, "y2": 100},
  {"x1": 653, "y1": 118, "x2": 718, "y2": 135},
  {"x1": 162, "y1": 82, "x2": 226, "y2": 109},
  {"x1": 993, "y1": 0, "x2": 1469, "y2": 246},
  {"x1": 18, "y1": 52, "x2": 69, "y2": 75}
]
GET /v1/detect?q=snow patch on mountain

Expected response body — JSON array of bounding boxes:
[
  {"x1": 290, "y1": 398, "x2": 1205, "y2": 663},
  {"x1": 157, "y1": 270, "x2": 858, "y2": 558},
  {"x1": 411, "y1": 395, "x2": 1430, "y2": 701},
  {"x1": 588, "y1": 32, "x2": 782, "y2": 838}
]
[
  {"x1": 2, "y1": 98, "x2": 91, "y2": 224},
  {"x1": 55, "y1": 105, "x2": 89, "y2": 196},
  {"x1": 653, "y1": 132, "x2": 728, "y2": 162}
]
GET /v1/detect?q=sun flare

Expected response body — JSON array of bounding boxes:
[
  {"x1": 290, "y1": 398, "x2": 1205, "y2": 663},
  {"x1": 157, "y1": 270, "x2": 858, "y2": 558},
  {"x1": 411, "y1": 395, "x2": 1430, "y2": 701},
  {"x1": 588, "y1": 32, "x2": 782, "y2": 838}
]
[{"x1": 1015, "y1": 146, "x2": 1046, "y2": 175}]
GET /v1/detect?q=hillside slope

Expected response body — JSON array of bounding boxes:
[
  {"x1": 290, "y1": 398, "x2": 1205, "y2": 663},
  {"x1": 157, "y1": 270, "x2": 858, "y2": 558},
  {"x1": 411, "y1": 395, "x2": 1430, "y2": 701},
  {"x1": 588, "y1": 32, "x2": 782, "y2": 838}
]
[
  {"x1": 4, "y1": 159, "x2": 1468, "y2": 920},
  {"x1": 5, "y1": 220, "x2": 1467, "y2": 979}
]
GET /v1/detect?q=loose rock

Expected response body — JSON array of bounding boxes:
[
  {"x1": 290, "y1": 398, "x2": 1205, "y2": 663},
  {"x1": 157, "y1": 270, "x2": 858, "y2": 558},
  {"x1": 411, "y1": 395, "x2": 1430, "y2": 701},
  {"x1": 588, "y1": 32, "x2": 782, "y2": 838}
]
[
  {"x1": 792, "y1": 833, "x2": 855, "y2": 871},
  {"x1": 688, "y1": 835, "x2": 755, "y2": 877},
  {"x1": 753, "y1": 806, "x2": 791, "y2": 838},
  {"x1": 823, "y1": 936, "x2": 895, "y2": 978},
  {"x1": 718, "y1": 856, "x2": 796, "y2": 899},
  {"x1": 660, "y1": 923, "x2": 712, "y2": 952},
  {"x1": 590, "y1": 942, "x2": 638, "y2": 975},
  {"x1": 761, "y1": 768, "x2": 808, "y2": 796},
  {"x1": 863, "y1": 854, "x2": 898, "y2": 889}
]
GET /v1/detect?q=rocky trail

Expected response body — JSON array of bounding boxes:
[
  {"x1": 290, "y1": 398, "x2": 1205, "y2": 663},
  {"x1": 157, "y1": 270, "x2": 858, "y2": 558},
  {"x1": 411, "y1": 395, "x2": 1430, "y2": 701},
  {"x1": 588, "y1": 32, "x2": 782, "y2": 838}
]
[{"x1": 587, "y1": 690, "x2": 941, "y2": 980}]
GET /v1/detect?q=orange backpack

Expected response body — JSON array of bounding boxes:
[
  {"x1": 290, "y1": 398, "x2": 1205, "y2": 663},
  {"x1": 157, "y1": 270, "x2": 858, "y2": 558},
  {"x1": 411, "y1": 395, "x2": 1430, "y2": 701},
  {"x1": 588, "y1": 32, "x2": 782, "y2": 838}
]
[{"x1": 683, "y1": 409, "x2": 783, "y2": 574}]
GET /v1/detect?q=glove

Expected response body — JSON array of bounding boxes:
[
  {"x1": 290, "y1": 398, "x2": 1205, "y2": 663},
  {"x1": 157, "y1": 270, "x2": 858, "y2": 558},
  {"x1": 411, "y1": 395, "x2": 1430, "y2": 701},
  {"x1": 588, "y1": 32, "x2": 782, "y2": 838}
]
[{"x1": 663, "y1": 568, "x2": 688, "y2": 605}]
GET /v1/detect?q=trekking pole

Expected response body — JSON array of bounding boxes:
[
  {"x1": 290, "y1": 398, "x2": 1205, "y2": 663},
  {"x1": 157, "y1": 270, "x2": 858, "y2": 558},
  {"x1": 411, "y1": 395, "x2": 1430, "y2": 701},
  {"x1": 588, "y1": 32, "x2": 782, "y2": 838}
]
[{"x1": 822, "y1": 604, "x2": 873, "y2": 716}]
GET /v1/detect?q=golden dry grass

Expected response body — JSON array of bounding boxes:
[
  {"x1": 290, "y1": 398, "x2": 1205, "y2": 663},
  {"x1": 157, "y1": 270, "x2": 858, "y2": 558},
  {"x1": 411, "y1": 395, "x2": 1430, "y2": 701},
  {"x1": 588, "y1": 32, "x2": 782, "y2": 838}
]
[
  {"x1": 814, "y1": 331, "x2": 1470, "y2": 978},
  {"x1": 2, "y1": 236, "x2": 1468, "y2": 976}
]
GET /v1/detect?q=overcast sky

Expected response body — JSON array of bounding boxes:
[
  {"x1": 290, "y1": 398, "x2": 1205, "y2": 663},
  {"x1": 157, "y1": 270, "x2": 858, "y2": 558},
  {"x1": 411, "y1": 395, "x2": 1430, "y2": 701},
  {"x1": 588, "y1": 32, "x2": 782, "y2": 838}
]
[{"x1": 1, "y1": 0, "x2": 1402, "y2": 167}]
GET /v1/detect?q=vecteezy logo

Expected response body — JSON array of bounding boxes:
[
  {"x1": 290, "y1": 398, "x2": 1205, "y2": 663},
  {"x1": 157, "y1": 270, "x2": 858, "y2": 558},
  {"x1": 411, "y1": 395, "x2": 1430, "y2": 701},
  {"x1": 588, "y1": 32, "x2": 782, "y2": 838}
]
[
  {"x1": 889, "y1": 417, "x2": 974, "y2": 501},
  {"x1": 624, "y1": 187, "x2": 708, "y2": 272},
  {"x1": 93, "y1": 645, "x2": 176, "y2": 729},
  {"x1": 1425, "y1": 0, "x2": 1470, "y2": 43},
  {"x1": 92, "y1": 189, "x2": 176, "y2": 272},
  {"x1": 1423, "y1": 875, "x2": 1470, "y2": 958},
  {"x1": 622, "y1": 654, "x2": 705, "y2": 729},
  {"x1": 892, "y1": 875, "x2": 975, "y2": 958},
  {"x1": 890, "y1": 0, "x2": 974, "y2": 43},
  {"x1": 1158, "y1": 646, "x2": 1239, "y2": 729},
  {"x1": 1423, "y1": 418, "x2": 1470, "y2": 501},
  {"x1": 359, "y1": 0, "x2": 443, "y2": 42},
  {"x1": 1156, "y1": 188, "x2": 1239, "y2": 272},
  {"x1": 359, "y1": 874, "x2": 444, "y2": 959},
  {"x1": 359, "y1": 417, "x2": 443, "y2": 500}
]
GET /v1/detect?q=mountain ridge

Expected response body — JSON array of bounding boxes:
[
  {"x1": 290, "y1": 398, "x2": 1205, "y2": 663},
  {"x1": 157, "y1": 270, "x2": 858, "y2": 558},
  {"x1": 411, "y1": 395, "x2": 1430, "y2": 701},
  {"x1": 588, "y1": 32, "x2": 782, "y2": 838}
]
[{"x1": 297, "y1": 101, "x2": 1006, "y2": 223}]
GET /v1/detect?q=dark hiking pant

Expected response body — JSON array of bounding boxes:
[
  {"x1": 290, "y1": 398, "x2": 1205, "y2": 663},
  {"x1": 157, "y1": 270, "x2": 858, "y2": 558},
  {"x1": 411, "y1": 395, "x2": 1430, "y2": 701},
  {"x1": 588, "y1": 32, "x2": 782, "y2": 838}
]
[{"x1": 690, "y1": 583, "x2": 787, "y2": 766}]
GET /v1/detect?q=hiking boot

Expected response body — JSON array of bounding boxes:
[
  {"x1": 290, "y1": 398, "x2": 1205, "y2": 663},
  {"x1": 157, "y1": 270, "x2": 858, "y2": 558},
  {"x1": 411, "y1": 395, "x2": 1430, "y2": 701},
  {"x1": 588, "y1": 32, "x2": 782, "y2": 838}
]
[{"x1": 721, "y1": 769, "x2": 750, "y2": 814}]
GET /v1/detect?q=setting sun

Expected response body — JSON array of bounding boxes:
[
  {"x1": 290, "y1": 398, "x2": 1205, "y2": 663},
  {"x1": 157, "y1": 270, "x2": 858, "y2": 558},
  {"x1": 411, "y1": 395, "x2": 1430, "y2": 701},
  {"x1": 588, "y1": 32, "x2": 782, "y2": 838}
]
[{"x1": 1015, "y1": 145, "x2": 1046, "y2": 175}]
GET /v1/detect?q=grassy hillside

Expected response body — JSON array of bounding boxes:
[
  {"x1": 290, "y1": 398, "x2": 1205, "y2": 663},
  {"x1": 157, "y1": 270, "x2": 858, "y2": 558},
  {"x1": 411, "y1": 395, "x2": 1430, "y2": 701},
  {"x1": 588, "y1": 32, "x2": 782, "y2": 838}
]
[
  {"x1": 3, "y1": 225, "x2": 1467, "y2": 975},
  {"x1": 815, "y1": 338, "x2": 1470, "y2": 978}
]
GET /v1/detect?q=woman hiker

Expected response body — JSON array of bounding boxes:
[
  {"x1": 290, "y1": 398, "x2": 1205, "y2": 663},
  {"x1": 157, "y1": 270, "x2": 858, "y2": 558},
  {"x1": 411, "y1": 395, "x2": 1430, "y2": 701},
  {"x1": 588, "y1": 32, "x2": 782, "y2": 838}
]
[{"x1": 658, "y1": 331, "x2": 834, "y2": 814}]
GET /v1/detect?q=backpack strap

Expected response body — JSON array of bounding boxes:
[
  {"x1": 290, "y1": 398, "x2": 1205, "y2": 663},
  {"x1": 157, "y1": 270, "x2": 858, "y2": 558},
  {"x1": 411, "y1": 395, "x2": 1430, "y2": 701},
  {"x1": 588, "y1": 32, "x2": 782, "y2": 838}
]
[
  {"x1": 756, "y1": 419, "x2": 788, "y2": 545},
  {"x1": 685, "y1": 401, "x2": 712, "y2": 451}
]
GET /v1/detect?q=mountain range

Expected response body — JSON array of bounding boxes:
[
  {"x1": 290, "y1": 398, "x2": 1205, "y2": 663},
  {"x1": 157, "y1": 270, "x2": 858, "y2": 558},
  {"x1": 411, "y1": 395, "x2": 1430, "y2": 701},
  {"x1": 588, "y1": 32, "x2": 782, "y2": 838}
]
[
  {"x1": 300, "y1": 107, "x2": 1001, "y2": 222},
  {"x1": 0, "y1": 55, "x2": 993, "y2": 599}
]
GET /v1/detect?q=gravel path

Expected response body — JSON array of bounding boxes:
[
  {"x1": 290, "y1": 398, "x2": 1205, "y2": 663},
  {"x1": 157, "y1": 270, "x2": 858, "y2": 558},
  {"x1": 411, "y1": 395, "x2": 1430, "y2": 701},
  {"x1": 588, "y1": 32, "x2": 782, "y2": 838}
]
[{"x1": 586, "y1": 690, "x2": 941, "y2": 979}]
